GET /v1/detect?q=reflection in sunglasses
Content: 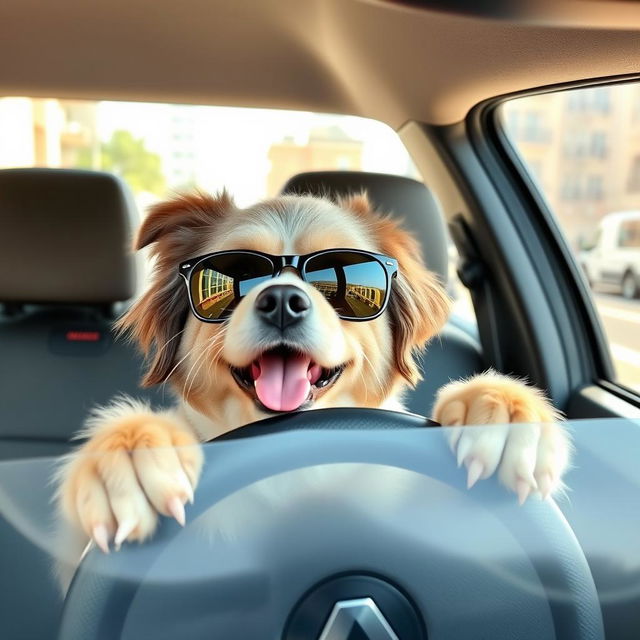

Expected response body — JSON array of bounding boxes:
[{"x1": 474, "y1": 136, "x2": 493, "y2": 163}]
[
  {"x1": 198, "y1": 270, "x2": 234, "y2": 311},
  {"x1": 345, "y1": 284, "x2": 385, "y2": 316},
  {"x1": 310, "y1": 280, "x2": 338, "y2": 297},
  {"x1": 310, "y1": 279, "x2": 384, "y2": 316},
  {"x1": 346, "y1": 284, "x2": 384, "y2": 308}
]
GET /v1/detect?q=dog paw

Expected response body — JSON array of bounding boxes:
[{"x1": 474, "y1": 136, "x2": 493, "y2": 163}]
[
  {"x1": 58, "y1": 402, "x2": 203, "y2": 552},
  {"x1": 433, "y1": 372, "x2": 570, "y2": 503}
]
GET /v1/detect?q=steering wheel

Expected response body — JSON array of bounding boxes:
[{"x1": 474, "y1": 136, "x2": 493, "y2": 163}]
[{"x1": 58, "y1": 408, "x2": 604, "y2": 640}]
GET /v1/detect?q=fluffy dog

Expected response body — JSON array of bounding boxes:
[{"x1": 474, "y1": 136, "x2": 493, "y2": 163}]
[{"x1": 57, "y1": 191, "x2": 570, "y2": 556}]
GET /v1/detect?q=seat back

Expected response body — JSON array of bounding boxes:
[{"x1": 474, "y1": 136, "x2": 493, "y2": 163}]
[
  {"x1": 281, "y1": 170, "x2": 484, "y2": 416},
  {"x1": 0, "y1": 169, "x2": 168, "y2": 459},
  {"x1": 0, "y1": 169, "x2": 167, "y2": 638}
]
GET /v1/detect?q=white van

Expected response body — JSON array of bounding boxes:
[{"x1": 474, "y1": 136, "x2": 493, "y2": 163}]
[{"x1": 581, "y1": 211, "x2": 640, "y2": 299}]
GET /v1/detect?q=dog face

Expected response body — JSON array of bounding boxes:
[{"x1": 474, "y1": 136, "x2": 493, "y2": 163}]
[{"x1": 118, "y1": 192, "x2": 450, "y2": 430}]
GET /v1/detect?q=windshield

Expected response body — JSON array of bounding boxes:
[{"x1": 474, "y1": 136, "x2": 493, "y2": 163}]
[
  {"x1": 1, "y1": 419, "x2": 638, "y2": 638},
  {"x1": 0, "y1": 98, "x2": 419, "y2": 209}
]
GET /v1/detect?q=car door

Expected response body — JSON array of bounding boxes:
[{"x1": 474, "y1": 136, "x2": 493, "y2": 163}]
[
  {"x1": 401, "y1": 79, "x2": 640, "y2": 424},
  {"x1": 606, "y1": 217, "x2": 628, "y2": 287},
  {"x1": 585, "y1": 224, "x2": 606, "y2": 284},
  {"x1": 618, "y1": 217, "x2": 640, "y2": 297}
]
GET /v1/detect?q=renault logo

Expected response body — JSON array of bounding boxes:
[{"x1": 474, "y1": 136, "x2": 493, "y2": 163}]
[
  {"x1": 318, "y1": 598, "x2": 399, "y2": 640},
  {"x1": 284, "y1": 574, "x2": 424, "y2": 639}
]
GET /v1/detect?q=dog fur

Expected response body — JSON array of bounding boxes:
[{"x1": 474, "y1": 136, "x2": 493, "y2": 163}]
[{"x1": 56, "y1": 191, "x2": 570, "y2": 567}]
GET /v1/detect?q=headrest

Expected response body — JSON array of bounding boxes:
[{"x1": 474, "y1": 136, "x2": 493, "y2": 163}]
[
  {"x1": 281, "y1": 171, "x2": 449, "y2": 283},
  {"x1": 0, "y1": 168, "x2": 137, "y2": 304}
]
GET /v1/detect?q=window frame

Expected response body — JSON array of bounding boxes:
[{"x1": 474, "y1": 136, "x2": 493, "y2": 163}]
[{"x1": 470, "y1": 75, "x2": 640, "y2": 407}]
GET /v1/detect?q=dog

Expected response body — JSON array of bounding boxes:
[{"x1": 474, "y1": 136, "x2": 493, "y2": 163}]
[{"x1": 56, "y1": 190, "x2": 570, "y2": 560}]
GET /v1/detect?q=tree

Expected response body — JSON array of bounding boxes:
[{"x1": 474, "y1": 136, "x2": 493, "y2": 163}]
[{"x1": 78, "y1": 130, "x2": 166, "y2": 195}]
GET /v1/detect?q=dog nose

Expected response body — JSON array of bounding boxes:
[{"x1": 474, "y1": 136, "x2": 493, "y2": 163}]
[{"x1": 255, "y1": 285, "x2": 311, "y2": 329}]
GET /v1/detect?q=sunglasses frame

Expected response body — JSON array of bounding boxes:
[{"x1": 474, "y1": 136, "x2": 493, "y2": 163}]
[{"x1": 178, "y1": 248, "x2": 398, "y2": 323}]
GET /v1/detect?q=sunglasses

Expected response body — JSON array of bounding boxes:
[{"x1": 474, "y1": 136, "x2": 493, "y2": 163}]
[{"x1": 179, "y1": 249, "x2": 398, "y2": 323}]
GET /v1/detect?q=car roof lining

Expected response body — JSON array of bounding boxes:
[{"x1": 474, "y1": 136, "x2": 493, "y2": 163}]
[{"x1": 2, "y1": 0, "x2": 640, "y2": 128}]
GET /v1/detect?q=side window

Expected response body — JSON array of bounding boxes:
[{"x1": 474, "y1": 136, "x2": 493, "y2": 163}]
[
  {"x1": 620, "y1": 220, "x2": 640, "y2": 248},
  {"x1": 500, "y1": 85, "x2": 640, "y2": 394}
]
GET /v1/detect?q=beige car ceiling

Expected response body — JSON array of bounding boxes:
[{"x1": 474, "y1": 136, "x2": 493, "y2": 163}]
[{"x1": 1, "y1": 0, "x2": 640, "y2": 128}]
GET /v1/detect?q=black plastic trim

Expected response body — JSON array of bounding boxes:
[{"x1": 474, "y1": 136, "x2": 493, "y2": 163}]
[{"x1": 422, "y1": 122, "x2": 568, "y2": 403}]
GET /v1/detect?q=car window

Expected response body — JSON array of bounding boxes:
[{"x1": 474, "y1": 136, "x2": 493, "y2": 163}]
[
  {"x1": 0, "y1": 96, "x2": 475, "y2": 327},
  {"x1": 499, "y1": 85, "x2": 640, "y2": 394},
  {"x1": 619, "y1": 219, "x2": 640, "y2": 248},
  {"x1": 0, "y1": 97, "x2": 422, "y2": 208}
]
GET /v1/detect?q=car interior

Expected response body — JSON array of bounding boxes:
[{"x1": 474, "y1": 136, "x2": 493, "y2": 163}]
[{"x1": 1, "y1": 0, "x2": 640, "y2": 638}]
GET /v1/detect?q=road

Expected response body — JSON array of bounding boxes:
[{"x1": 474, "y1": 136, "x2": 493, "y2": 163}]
[{"x1": 593, "y1": 292, "x2": 640, "y2": 392}]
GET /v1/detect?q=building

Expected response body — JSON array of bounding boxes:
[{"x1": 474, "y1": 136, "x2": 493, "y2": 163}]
[
  {"x1": 0, "y1": 97, "x2": 98, "y2": 170},
  {"x1": 266, "y1": 125, "x2": 363, "y2": 196},
  {"x1": 164, "y1": 105, "x2": 198, "y2": 190},
  {"x1": 503, "y1": 84, "x2": 640, "y2": 248}
]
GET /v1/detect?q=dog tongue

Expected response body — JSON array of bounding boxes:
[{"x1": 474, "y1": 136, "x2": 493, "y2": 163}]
[{"x1": 254, "y1": 352, "x2": 313, "y2": 412}]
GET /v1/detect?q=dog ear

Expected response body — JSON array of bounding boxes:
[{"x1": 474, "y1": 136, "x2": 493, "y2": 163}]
[
  {"x1": 385, "y1": 232, "x2": 451, "y2": 386},
  {"x1": 135, "y1": 190, "x2": 233, "y2": 250},
  {"x1": 116, "y1": 191, "x2": 233, "y2": 386},
  {"x1": 341, "y1": 193, "x2": 451, "y2": 387}
]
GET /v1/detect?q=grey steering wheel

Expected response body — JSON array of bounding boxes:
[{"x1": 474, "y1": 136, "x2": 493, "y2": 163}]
[{"x1": 58, "y1": 408, "x2": 604, "y2": 640}]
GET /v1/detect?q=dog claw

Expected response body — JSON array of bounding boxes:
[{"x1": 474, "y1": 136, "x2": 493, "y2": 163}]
[
  {"x1": 178, "y1": 469, "x2": 194, "y2": 504},
  {"x1": 92, "y1": 524, "x2": 110, "y2": 554},
  {"x1": 537, "y1": 473, "x2": 553, "y2": 499},
  {"x1": 456, "y1": 439, "x2": 471, "y2": 468},
  {"x1": 167, "y1": 496, "x2": 186, "y2": 527},
  {"x1": 466, "y1": 459, "x2": 484, "y2": 489},
  {"x1": 516, "y1": 479, "x2": 531, "y2": 505},
  {"x1": 114, "y1": 518, "x2": 137, "y2": 550}
]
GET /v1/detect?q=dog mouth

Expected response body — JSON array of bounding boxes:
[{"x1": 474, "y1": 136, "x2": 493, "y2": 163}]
[{"x1": 230, "y1": 345, "x2": 345, "y2": 413}]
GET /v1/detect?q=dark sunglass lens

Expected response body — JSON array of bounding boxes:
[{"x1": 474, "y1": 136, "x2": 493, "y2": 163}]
[
  {"x1": 304, "y1": 252, "x2": 387, "y2": 318},
  {"x1": 190, "y1": 253, "x2": 273, "y2": 320}
]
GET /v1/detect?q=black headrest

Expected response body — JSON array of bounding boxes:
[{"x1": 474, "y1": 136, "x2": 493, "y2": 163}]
[
  {"x1": 281, "y1": 171, "x2": 448, "y2": 283},
  {"x1": 0, "y1": 168, "x2": 138, "y2": 305}
]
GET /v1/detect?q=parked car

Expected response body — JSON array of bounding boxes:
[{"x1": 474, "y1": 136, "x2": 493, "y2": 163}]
[{"x1": 581, "y1": 211, "x2": 640, "y2": 299}]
